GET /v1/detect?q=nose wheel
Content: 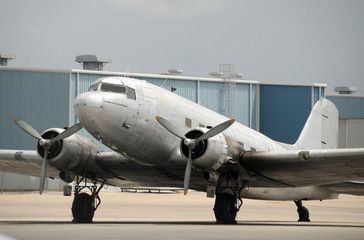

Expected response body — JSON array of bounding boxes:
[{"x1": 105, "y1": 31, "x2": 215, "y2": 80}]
[{"x1": 72, "y1": 174, "x2": 106, "y2": 223}]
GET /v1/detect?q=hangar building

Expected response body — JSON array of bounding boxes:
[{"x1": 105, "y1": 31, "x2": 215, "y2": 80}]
[{"x1": 0, "y1": 61, "x2": 362, "y2": 191}]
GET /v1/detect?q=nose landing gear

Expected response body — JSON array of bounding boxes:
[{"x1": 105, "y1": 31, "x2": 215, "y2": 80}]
[{"x1": 71, "y1": 174, "x2": 106, "y2": 223}]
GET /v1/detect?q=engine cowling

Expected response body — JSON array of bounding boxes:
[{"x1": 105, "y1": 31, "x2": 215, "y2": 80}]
[
  {"x1": 36, "y1": 128, "x2": 104, "y2": 182},
  {"x1": 180, "y1": 128, "x2": 229, "y2": 171}
]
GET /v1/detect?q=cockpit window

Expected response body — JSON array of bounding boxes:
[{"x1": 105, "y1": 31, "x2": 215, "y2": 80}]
[
  {"x1": 100, "y1": 83, "x2": 127, "y2": 93},
  {"x1": 127, "y1": 88, "x2": 136, "y2": 100},
  {"x1": 89, "y1": 83, "x2": 99, "y2": 91}
]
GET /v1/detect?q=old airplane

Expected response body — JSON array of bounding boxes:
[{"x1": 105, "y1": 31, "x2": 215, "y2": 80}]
[{"x1": 1, "y1": 76, "x2": 364, "y2": 224}]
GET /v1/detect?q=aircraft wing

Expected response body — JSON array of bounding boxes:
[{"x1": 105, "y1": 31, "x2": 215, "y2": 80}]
[
  {"x1": 0, "y1": 149, "x2": 204, "y2": 190},
  {"x1": 0, "y1": 150, "x2": 59, "y2": 178},
  {"x1": 241, "y1": 148, "x2": 364, "y2": 187},
  {"x1": 322, "y1": 182, "x2": 364, "y2": 195}
]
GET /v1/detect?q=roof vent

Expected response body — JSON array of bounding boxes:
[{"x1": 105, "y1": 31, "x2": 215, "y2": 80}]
[
  {"x1": 168, "y1": 69, "x2": 183, "y2": 75},
  {"x1": 334, "y1": 86, "x2": 357, "y2": 95},
  {"x1": 75, "y1": 55, "x2": 111, "y2": 71},
  {"x1": 230, "y1": 73, "x2": 244, "y2": 79},
  {"x1": 0, "y1": 52, "x2": 16, "y2": 66},
  {"x1": 209, "y1": 72, "x2": 223, "y2": 78}
]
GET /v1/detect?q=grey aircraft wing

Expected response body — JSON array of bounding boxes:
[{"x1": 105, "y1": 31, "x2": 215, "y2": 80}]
[
  {"x1": 0, "y1": 150, "x2": 59, "y2": 178},
  {"x1": 0, "y1": 149, "x2": 205, "y2": 190},
  {"x1": 241, "y1": 148, "x2": 364, "y2": 188},
  {"x1": 322, "y1": 182, "x2": 364, "y2": 195}
]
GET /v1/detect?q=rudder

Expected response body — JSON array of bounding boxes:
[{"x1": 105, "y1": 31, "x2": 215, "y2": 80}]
[{"x1": 294, "y1": 98, "x2": 338, "y2": 150}]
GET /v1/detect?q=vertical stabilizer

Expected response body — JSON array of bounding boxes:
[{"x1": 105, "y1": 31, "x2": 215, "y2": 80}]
[{"x1": 294, "y1": 98, "x2": 338, "y2": 149}]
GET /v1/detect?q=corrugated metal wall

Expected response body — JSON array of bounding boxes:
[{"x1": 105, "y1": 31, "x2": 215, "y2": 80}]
[
  {"x1": 235, "y1": 84, "x2": 250, "y2": 127},
  {"x1": 259, "y1": 85, "x2": 313, "y2": 144},
  {"x1": 327, "y1": 96, "x2": 364, "y2": 148},
  {"x1": 0, "y1": 70, "x2": 69, "y2": 149},
  {"x1": 141, "y1": 77, "x2": 197, "y2": 103},
  {"x1": 0, "y1": 69, "x2": 70, "y2": 190},
  {"x1": 199, "y1": 81, "x2": 224, "y2": 116},
  {"x1": 327, "y1": 96, "x2": 364, "y2": 119},
  {"x1": 338, "y1": 119, "x2": 364, "y2": 148}
]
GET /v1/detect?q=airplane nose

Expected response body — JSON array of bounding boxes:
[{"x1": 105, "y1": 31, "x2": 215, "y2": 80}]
[{"x1": 74, "y1": 92, "x2": 104, "y2": 123}]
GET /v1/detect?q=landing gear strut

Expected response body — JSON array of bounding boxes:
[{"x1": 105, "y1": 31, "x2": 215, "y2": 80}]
[
  {"x1": 213, "y1": 172, "x2": 246, "y2": 224},
  {"x1": 72, "y1": 174, "x2": 106, "y2": 223},
  {"x1": 294, "y1": 200, "x2": 310, "y2": 222}
]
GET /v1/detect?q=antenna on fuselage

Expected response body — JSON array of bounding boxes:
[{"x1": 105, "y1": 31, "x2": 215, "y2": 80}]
[{"x1": 124, "y1": 65, "x2": 131, "y2": 78}]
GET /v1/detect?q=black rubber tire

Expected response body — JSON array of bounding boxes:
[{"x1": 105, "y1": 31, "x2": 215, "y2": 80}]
[
  {"x1": 297, "y1": 206, "x2": 310, "y2": 222},
  {"x1": 213, "y1": 193, "x2": 237, "y2": 224},
  {"x1": 72, "y1": 193, "x2": 95, "y2": 223}
]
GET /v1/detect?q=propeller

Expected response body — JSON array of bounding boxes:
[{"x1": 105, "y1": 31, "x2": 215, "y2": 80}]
[
  {"x1": 156, "y1": 116, "x2": 235, "y2": 195},
  {"x1": 12, "y1": 117, "x2": 83, "y2": 194}
]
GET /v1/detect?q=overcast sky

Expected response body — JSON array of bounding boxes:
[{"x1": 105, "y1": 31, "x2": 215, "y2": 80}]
[{"x1": 1, "y1": 0, "x2": 364, "y2": 94}]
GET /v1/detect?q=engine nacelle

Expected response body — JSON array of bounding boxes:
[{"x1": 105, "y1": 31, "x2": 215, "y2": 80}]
[
  {"x1": 36, "y1": 128, "x2": 104, "y2": 180},
  {"x1": 180, "y1": 128, "x2": 229, "y2": 171}
]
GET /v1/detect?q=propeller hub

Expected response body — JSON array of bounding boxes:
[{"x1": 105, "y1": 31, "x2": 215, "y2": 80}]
[
  {"x1": 183, "y1": 139, "x2": 195, "y2": 148},
  {"x1": 39, "y1": 139, "x2": 52, "y2": 150}
]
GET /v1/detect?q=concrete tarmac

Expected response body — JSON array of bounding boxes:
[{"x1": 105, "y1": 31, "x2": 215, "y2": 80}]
[{"x1": 0, "y1": 191, "x2": 363, "y2": 240}]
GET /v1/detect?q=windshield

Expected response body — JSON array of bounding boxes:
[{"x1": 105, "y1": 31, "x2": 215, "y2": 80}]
[
  {"x1": 88, "y1": 83, "x2": 99, "y2": 91},
  {"x1": 100, "y1": 83, "x2": 127, "y2": 93}
]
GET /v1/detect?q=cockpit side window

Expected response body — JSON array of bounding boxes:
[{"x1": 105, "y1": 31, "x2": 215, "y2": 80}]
[
  {"x1": 89, "y1": 83, "x2": 99, "y2": 91},
  {"x1": 100, "y1": 83, "x2": 127, "y2": 93},
  {"x1": 127, "y1": 88, "x2": 136, "y2": 100}
]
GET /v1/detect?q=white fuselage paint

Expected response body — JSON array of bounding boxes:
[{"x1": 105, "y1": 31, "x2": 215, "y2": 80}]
[{"x1": 74, "y1": 77, "x2": 338, "y2": 201}]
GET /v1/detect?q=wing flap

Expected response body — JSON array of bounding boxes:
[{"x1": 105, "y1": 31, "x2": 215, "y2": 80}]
[{"x1": 241, "y1": 148, "x2": 364, "y2": 187}]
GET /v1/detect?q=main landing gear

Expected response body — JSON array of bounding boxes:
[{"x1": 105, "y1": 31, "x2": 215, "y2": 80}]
[
  {"x1": 213, "y1": 173, "x2": 246, "y2": 224},
  {"x1": 294, "y1": 200, "x2": 310, "y2": 222},
  {"x1": 72, "y1": 174, "x2": 106, "y2": 223}
]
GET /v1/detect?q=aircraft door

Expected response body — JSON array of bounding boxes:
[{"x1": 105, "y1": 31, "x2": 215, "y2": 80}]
[
  {"x1": 123, "y1": 98, "x2": 138, "y2": 129},
  {"x1": 135, "y1": 100, "x2": 149, "y2": 134}
]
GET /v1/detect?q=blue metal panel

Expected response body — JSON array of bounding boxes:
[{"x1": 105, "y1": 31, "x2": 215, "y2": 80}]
[
  {"x1": 199, "y1": 81, "x2": 224, "y2": 114},
  {"x1": 321, "y1": 87, "x2": 325, "y2": 98},
  {"x1": 78, "y1": 73, "x2": 107, "y2": 94},
  {"x1": 141, "y1": 77, "x2": 197, "y2": 103},
  {"x1": 235, "y1": 84, "x2": 250, "y2": 126},
  {"x1": 0, "y1": 70, "x2": 69, "y2": 150},
  {"x1": 327, "y1": 96, "x2": 364, "y2": 119},
  {"x1": 251, "y1": 84, "x2": 257, "y2": 130},
  {"x1": 314, "y1": 87, "x2": 319, "y2": 103},
  {"x1": 260, "y1": 85, "x2": 312, "y2": 144}
]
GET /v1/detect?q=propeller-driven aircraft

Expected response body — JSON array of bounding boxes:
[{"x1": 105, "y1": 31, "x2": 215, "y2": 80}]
[{"x1": 1, "y1": 76, "x2": 364, "y2": 224}]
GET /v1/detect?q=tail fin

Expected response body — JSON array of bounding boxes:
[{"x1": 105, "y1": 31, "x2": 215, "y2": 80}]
[{"x1": 294, "y1": 98, "x2": 338, "y2": 150}]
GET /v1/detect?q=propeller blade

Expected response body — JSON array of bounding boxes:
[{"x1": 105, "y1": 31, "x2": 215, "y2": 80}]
[
  {"x1": 195, "y1": 119, "x2": 235, "y2": 143},
  {"x1": 39, "y1": 151, "x2": 48, "y2": 195},
  {"x1": 155, "y1": 116, "x2": 185, "y2": 139},
  {"x1": 12, "y1": 117, "x2": 42, "y2": 140},
  {"x1": 50, "y1": 123, "x2": 83, "y2": 144},
  {"x1": 183, "y1": 148, "x2": 192, "y2": 195}
]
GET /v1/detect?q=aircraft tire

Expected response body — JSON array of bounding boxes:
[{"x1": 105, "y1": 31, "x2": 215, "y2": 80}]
[
  {"x1": 297, "y1": 206, "x2": 310, "y2": 222},
  {"x1": 213, "y1": 193, "x2": 237, "y2": 224},
  {"x1": 72, "y1": 193, "x2": 95, "y2": 223}
]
